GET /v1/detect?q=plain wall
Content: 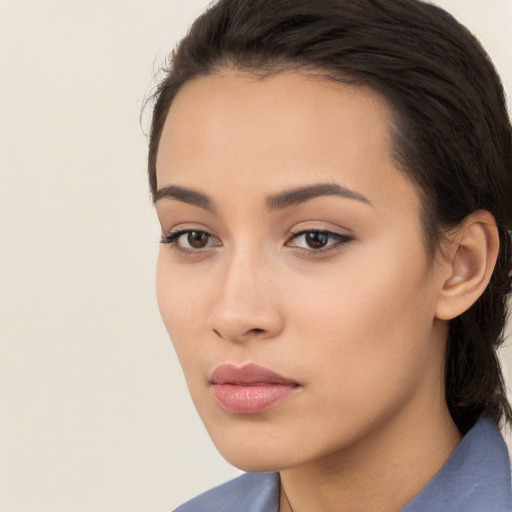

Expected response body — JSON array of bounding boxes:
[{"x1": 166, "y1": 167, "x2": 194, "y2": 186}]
[{"x1": 1, "y1": 1, "x2": 511, "y2": 510}]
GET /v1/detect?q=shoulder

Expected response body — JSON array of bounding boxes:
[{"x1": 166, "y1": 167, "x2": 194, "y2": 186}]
[{"x1": 173, "y1": 472, "x2": 280, "y2": 512}]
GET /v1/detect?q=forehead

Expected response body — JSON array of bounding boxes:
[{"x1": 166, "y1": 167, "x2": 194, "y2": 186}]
[{"x1": 156, "y1": 70, "x2": 419, "y2": 218}]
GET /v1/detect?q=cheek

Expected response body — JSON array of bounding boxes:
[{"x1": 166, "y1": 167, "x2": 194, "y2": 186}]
[
  {"x1": 156, "y1": 253, "x2": 180, "y2": 336},
  {"x1": 155, "y1": 252, "x2": 208, "y2": 362},
  {"x1": 285, "y1": 239, "x2": 436, "y2": 385}
]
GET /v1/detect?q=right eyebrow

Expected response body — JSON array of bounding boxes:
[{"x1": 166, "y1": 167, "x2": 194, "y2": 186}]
[{"x1": 154, "y1": 184, "x2": 216, "y2": 212}]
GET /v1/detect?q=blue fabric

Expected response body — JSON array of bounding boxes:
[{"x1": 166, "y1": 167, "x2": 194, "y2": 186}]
[
  {"x1": 173, "y1": 418, "x2": 511, "y2": 511},
  {"x1": 174, "y1": 472, "x2": 279, "y2": 512},
  {"x1": 401, "y1": 418, "x2": 511, "y2": 512}
]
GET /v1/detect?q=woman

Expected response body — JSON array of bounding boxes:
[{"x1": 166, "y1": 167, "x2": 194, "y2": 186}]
[{"x1": 147, "y1": 0, "x2": 512, "y2": 510}]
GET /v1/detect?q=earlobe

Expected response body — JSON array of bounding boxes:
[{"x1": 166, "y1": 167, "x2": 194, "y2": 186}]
[{"x1": 435, "y1": 210, "x2": 499, "y2": 321}]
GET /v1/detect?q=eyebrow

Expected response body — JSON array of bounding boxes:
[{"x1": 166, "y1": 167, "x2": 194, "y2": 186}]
[
  {"x1": 154, "y1": 184, "x2": 216, "y2": 212},
  {"x1": 154, "y1": 182, "x2": 371, "y2": 211},
  {"x1": 265, "y1": 183, "x2": 372, "y2": 210}
]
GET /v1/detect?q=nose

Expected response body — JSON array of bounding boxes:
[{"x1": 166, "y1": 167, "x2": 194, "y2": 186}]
[{"x1": 208, "y1": 249, "x2": 284, "y2": 343}]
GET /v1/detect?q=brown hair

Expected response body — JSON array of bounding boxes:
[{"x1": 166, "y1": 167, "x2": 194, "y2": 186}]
[{"x1": 147, "y1": 0, "x2": 512, "y2": 433}]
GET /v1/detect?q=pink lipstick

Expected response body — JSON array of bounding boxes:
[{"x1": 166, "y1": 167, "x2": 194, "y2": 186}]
[{"x1": 210, "y1": 363, "x2": 300, "y2": 414}]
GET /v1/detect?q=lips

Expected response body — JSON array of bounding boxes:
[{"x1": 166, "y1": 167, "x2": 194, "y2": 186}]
[{"x1": 209, "y1": 363, "x2": 301, "y2": 414}]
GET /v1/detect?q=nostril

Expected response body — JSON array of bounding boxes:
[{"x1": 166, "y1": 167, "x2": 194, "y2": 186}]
[{"x1": 211, "y1": 326, "x2": 266, "y2": 341}]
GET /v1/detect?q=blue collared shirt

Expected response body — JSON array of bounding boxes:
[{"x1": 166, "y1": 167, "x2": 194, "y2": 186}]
[{"x1": 174, "y1": 417, "x2": 511, "y2": 511}]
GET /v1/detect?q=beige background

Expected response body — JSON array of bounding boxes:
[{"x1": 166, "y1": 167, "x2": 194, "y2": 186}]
[{"x1": 1, "y1": 1, "x2": 511, "y2": 511}]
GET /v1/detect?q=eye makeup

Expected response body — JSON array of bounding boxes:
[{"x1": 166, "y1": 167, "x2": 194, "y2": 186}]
[
  {"x1": 160, "y1": 228, "x2": 221, "y2": 256},
  {"x1": 286, "y1": 229, "x2": 354, "y2": 254}
]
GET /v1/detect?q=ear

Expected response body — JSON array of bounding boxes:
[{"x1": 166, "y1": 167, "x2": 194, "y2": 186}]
[{"x1": 435, "y1": 210, "x2": 499, "y2": 321}]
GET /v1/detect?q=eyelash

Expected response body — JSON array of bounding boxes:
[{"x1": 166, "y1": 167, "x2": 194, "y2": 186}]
[
  {"x1": 160, "y1": 228, "x2": 354, "y2": 256},
  {"x1": 160, "y1": 229, "x2": 220, "y2": 255},
  {"x1": 286, "y1": 230, "x2": 354, "y2": 255}
]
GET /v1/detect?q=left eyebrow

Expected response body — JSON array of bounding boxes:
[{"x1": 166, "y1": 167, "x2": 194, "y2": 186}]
[{"x1": 265, "y1": 183, "x2": 372, "y2": 210}]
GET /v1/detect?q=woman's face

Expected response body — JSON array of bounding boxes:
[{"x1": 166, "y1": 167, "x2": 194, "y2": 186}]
[{"x1": 155, "y1": 71, "x2": 449, "y2": 472}]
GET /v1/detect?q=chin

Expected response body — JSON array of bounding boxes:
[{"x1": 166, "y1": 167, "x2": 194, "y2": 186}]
[
  {"x1": 219, "y1": 447, "x2": 289, "y2": 473},
  {"x1": 206, "y1": 426, "x2": 302, "y2": 473}
]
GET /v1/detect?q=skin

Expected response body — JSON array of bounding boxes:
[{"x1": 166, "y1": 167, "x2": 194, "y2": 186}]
[{"x1": 154, "y1": 71, "x2": 468, "y2": 512}]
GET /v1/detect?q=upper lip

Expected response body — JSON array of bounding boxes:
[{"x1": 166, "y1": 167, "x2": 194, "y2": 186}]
[{"x1": 210, "y1": 363, "x2": 299, "y2": 386}]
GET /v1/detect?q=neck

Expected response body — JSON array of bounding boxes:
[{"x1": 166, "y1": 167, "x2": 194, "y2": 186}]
[{"x1": 279, "y1": 402, "x2": 461, "y2": 512}]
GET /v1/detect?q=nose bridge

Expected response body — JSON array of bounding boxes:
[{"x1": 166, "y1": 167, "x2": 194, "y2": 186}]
[{"x1": 209, "y1": 242, "x2": 283, "y2": 342}]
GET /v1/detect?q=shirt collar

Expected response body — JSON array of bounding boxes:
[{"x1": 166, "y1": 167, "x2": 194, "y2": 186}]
[{"x1": 401, "y1": 417, "x2": 511, "y2": 511}]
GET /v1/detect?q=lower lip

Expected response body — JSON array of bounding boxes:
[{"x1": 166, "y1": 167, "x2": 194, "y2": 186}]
[{"x1": 212, "y1": 383, "x2": 298, "y2": 414}]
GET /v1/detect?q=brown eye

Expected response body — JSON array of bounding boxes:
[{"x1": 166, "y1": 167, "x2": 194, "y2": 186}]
[
  {"x1": 187, "y1": 231, "x2": 210, "y2": 248},
  {"x1": 287, "y1": 229, "x2": 353, "y2": 253},
  {"x1": 304, "y1": 232, "x2": 329, "y2": 249},
  {"x1": 161, "y1": 229, "x2": 220, "y2": 252}
]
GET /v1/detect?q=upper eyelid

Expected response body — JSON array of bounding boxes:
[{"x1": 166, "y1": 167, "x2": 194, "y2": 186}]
[
  {"x1": 287, "y1": 225, "x2": 355, "y2": 244},
  {"x1": 291, "y1": 227, "x2": 346, "y2": 235},
  {"x1": 285, "y1": 234, "x2": 353, "y2": 257},
  {"x1": 289, "y1": 220, "x2": 354, "y2": 234},
  {"x1": 287, "y1": 230, "x2": 353, "y2": 243},
  {"x1": 160, "y1": 223, "x2": 354, "y2": 243},
  {"x1": 160, "y1": 229, "x2": 221, "y2": 253},
  {"x1": 162, "y1": 223, "x2": 215, "y2": 236},
  {"x1": 163, "y1": 228, "x2": 219, "y2": 241},
  {"x1": 161, "y1": 230, "x2": 351, "y2": 256},
  {"x1": 290, "y1": 229, "x2": 351, "y2": 236}
]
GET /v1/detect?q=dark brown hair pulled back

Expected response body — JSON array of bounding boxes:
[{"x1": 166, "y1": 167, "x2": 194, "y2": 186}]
[{"x1": 147, "y1": 0, "x2": 512, "y2": 433}]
